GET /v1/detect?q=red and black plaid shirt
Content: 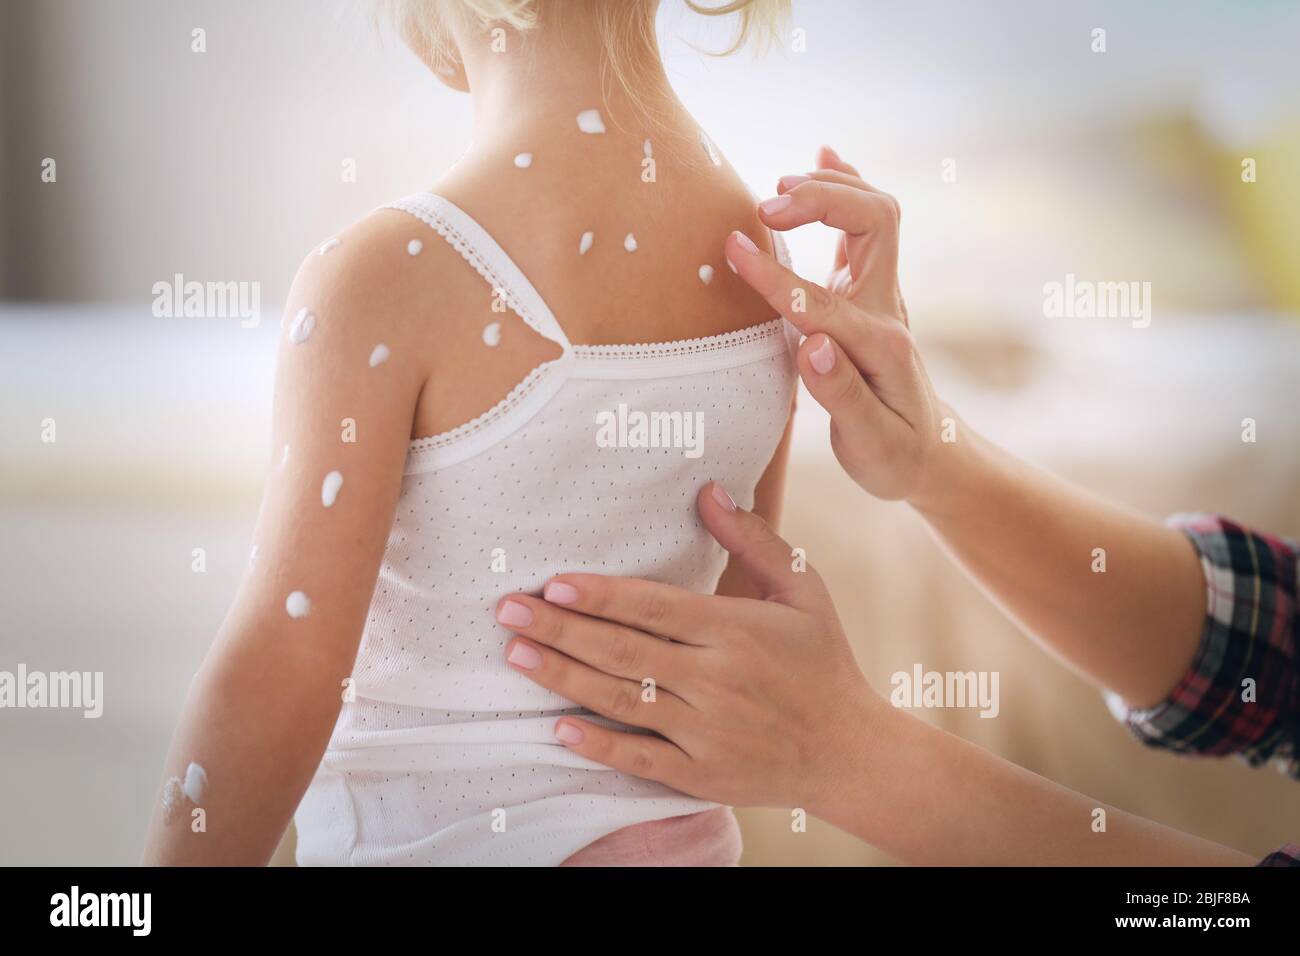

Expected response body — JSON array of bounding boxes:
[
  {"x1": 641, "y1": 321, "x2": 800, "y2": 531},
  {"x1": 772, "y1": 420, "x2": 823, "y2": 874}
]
[{"x1": 1108, "y1": 514, "x2": 1299, "y2": 867}]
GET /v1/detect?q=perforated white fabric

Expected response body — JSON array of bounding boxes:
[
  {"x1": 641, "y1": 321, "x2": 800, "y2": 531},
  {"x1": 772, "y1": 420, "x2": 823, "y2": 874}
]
[{"x1": 295, "y1": 193, "x2": 799, "y2": 866}]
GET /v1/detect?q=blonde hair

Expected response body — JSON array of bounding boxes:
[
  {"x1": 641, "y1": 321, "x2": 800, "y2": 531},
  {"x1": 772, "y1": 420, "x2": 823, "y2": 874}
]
[{"x1": 377, "y1": 0, "x2": 789, "y2": 119}]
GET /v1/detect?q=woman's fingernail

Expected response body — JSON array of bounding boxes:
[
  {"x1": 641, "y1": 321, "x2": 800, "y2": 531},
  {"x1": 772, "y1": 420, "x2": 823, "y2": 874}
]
[
  {"x1": 759, "y1": 194, "x2": 792, "y2": 215},
  {"x1": 731, "y1": 230, "x2": 759, "y2": 254},
  {"x1": 725, "y1": 256, "x2": 737, "y2": 274},
  {"x1": 555, "y1": 722, "x2": 585, "y2": 745},
  {"x1": 778, "y1": 174, "x2": 810, "y2": 191},
  {"x1": 497, "y1": 600, "x2": 533, "y2": 628},
  {"x1": 822, "y1": 144, "x2": 841, "y2": 161},
  {"x1": 711, "y1": 481, "x2": 737, "y2": 512},
  {"x1": 543, "y1": 581, "x2": 579, "y2": 605},
  {"x1": 507, "y1": 640, "x2": 543, "y2": 670},
  {"x1": 809, "y1": 336, "x2": 836, "y2": 374}
]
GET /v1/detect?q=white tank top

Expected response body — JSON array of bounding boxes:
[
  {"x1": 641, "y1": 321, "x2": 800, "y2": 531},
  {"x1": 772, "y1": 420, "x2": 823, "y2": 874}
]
[{"x1": 295, "y1": 193, "x2": 798, "y2": 865}]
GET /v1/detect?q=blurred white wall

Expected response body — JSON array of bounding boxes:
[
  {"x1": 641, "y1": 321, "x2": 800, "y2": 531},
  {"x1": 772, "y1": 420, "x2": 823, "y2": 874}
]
[{"x1": 4, "y1": 0, "x2": 1299, "y2": 312}]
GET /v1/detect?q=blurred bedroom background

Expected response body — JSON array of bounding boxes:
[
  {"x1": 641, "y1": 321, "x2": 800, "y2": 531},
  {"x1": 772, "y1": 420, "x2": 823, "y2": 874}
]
[{"x1": 1, "y1": 0, "x2": 1298, "y2": 865}]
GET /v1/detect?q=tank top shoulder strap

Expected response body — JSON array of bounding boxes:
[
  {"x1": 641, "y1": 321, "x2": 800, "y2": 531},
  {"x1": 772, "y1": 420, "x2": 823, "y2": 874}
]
[
  {"x1": 770, "y1": 227, "x2": 792, "y2": 270},
  {"x1": 767, "y1": 227, "x2": 803, "y2": 355},
  {"x1": 383, "y1": 192, "x2": 572, "y2": 354}
]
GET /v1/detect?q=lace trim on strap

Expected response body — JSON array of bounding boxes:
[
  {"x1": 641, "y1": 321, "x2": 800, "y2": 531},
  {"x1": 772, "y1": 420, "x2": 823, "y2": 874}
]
[
  {"x1": 403, "y1": 357, "x2": 571, "y2": 474},
  {"x1": 384, "y1": 193, "x2": 571, "y2": 351},
  {"x1": 568, "y1": 318, "x2": 793, "y2": 381},
  {"x1": 409, "y1": 359, "x2": 562, "y2": 454},
  {"x1": 570, "y1": 318, "x2": 786, "y2": 361}
]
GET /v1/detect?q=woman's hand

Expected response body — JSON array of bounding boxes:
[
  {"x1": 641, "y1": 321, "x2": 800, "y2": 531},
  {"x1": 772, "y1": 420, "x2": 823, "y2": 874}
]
[
  {"x1": 734, "y1": 148, "x2": 1209, "y2": 712},
  {"x1": 725, "y1": 146, "x2": 951, "y2": 504},
  {"x1": 496, "y1": 482, "x2": 884, "y2": 814},
  {"x1": 498, "y1": 483, "x2": 1253, "y2": 867}
]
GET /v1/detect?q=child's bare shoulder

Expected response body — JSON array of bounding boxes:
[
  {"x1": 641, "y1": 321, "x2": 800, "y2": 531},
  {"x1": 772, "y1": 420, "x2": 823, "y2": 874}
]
[{"x1": 285, "y1": 203, "x2": 493, "y2": 361}]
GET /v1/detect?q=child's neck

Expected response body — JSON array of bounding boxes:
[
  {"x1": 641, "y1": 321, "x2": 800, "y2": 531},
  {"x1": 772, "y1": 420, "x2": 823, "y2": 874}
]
[{"x1": 457, "y1": 8, "x2": 697, "y2": 155}]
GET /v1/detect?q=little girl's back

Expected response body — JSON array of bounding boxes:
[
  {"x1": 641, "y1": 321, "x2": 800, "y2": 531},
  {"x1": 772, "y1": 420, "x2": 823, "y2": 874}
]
[
  {"x1": 407, "y1": 115, "x2": 782, "y2": 439},
  {"x1": 292, "y1": 118, "x2": 799, "y2": 865}
]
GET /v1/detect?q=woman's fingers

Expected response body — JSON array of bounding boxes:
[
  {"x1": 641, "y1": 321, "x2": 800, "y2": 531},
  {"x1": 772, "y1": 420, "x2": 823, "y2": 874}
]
[
  {"x1": 537, "y1": 572, "x2": 738, "y2": 645},
  {"x1": 816, "y1": 148, "x2": 854, "y2": 275},
  {"x1": 812, "y1": 160, "x2": 896, "y2": 206},
  {"x1": 757, "y1": 179, "x2": 900, "y2": 313},
  {"x1": 759, "y1": 178, "x2": 885, "y2": 241},
  {"x1": 782, "y1": 168, "x2": 880, "y2": 196},
  {"x1": 778, "y1": 169, "x2": 870, "y2": 195},
  {"x1": 504, "y1": 636, "x2": 688, "y2": 734},
  {"x1": 805, "y1": 315, "x2": 925, "y2": 416},
  {"x1": 777, "y1": 166, "x2": 885, "y2": 284},
  {"x1": 551, "y1": 718, "x2": 693, "y2": 790},
  {"x1": 795, "y1": 331, "x2": 903, "y2": 436},
  {"x1": 495, "y1": 592, "x2": 685, "y2": 683},
  {"x1": 817, "y1": 143, "x2": 860, "y2": 178},
  {"x1": 725, "y1": 231, "x2": 847, "y2": 339},
  {"x1": 726, "y1": 234, "x2": 909, "y2": 382},
  {"x1": 694, "y1": 482, "x2": 836, "y2": 618}
]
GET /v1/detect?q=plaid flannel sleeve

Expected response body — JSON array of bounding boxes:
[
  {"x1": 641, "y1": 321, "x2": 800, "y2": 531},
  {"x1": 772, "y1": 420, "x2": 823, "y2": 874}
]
[
  {"x1": 1106, "y1": 514, "x2": 1298, "y2": 775},
  {"x1": 1104, "y1": 514, "x2": 1299, "y2": 868},
  {"x1": 1257, "y1": 843, "x2": 1300, "y2": 867}
]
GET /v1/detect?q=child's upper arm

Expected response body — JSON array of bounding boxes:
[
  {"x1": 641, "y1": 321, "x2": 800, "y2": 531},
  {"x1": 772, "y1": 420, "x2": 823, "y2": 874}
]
[
  {"x1": 219, "y1": 216, "x2": 432, "y2": 675},
  {"x1": 144, "y1": 214, "x2": 439, "y2": 864}
]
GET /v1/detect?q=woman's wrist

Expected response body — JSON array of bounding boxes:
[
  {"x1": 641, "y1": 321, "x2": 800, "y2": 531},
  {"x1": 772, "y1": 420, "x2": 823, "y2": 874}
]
[
  {"x1": 906, "y1": 404, "x2": 993, "y2": 521},
  {"x1": 803, "y1": 689, "x2": 903, "y2": 845}
]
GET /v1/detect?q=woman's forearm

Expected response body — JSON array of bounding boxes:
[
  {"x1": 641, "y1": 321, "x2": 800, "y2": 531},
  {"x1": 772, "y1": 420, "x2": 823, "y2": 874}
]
[
  {"x1": 908, "y1": 413, "x2": 1207, "y2": 708},
  {"x1": 815, "y1": 700, "x2": 1253, "y2": 866}
]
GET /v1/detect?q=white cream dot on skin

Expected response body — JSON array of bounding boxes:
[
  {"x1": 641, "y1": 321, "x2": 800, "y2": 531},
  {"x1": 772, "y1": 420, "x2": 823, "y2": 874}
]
[
  {"x1": 318, "y1": 238, "x2": 340, "y2": 255},
  {"x1": 482, "y1": 322, "x2": 502, "y2": 347},
  {"x1": 577, "y1": 109, "x2": 605, "y2": 134},
  {"x1": 286, "y1": 591, "x2": 312, "y2": 619},
  {"x1": 699, "y1": 131, "x2": 722, "y2": 167},
  {"x1": 698, "y1": 264, "x2": 714, "y2": 285},
  {"x1": 288, "y1": 308, "x2": 315, "y2": 344},
  {"x1": 643, "y1": 139, "x2": 653, "y2": 158},
  {"x1": 368, "y1": 343, "x2": 390, "y2": 368},
  {"x1": 321, "y1": 470, "x2": 344, "y2": 508},
  {"x1": 578, "y1": 231, "x2": 594, "y2": 255},
  {"x1": 513, "y1": 152, "x2": 533, "y2": 168},
  {"x1": 624, "y1": 233, "x2": 638, "y2": 253},
  {"x1": 280, "y1": 445, "x2": 290, "y2": 468},
  {"x1": 160, "y1": 777, "x2": 183, "y2": 824},
  {"x1": 249, "y1": 544, "x2": 259, "y2": 566},
  {"x1": 407, "y1": 239, "x2": 423, "y2": 256},
  {"x1": 182, "y1": 762, "x2": 208, "y2": 804}
]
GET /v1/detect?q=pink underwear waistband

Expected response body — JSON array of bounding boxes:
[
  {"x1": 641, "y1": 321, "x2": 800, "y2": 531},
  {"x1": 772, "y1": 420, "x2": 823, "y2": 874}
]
[{"x1": 560, "y1": 807, "x2": 742, "y2": 867}]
